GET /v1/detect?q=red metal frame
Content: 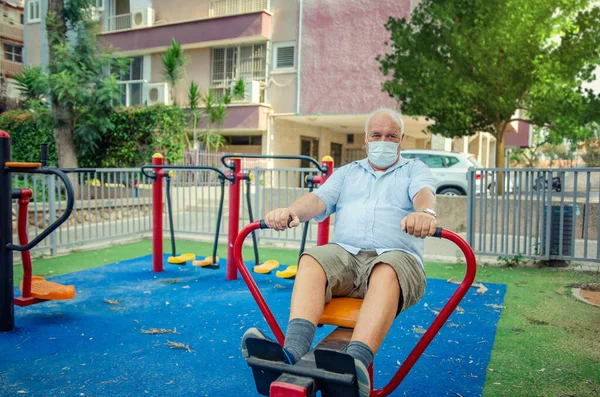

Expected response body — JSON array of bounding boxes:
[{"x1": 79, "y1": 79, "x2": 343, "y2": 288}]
[
  {"x1": 152, "y1": 155, "x2": 165, "y2": 273},
  {"x1": 311, "y1": 158, "x2": 333, "y2": 246},
  {"x1": 270, "y1": 382, "x2": 309, "y2": 397},
  {"x1": 226, "y1": 158, "x2": 244, "y2": 281},
  {"x1": 13, "y1": 189, "x2": 43, "y2": 307},
  {"x1": 234, "y1": 221, "x2": 477, "y2": 396}
]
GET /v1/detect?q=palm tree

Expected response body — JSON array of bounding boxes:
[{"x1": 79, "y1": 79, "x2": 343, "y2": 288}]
[
  {"x1": 161, "y1": 38, "x2": 188, "y2": 106},
  {"x1": 198, "y1": 80, "x2": 246, "y2": 152},
  {"x1": 187, "y1": 81, "x2": 203, "y2": 149}
]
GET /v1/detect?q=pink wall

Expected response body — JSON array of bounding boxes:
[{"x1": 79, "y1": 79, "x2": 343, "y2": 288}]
[
  {"x1": 505, "y1": 120, "x2": 532, "y2": 148},
  {"x1": 299, "y1": 0, "x2": 411, "y2": 115},
  {"x1": 197, "y1": 105, "x2": 268, "y2": 130}
]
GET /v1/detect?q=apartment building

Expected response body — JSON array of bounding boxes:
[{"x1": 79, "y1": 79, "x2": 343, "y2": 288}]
[
  {"x1": 24, "y1": 0, "x2": 525, "y2": 167},
  {"x1": 0, "y1": 0, "x2": 23, "y2": 108}
]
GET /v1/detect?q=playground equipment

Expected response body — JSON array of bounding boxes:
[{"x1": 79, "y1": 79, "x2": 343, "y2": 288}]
[
  {"x1": 141, "y1": 154, "x2": 231, "y2": 272},
  {"x1": 221, "y1": 154, "x2": 333, "y2": 279},
  {"x1": 141, "y1": 153, "x2": 333, "y2": 280},
  {"x1": 1, "y1": 135, "x2": 76, "y2": 332},
  {"x1": 164, "y1": 170, "x2": 196, "y2": 265},
  {"x1": 233, "y1": 220, "x2": 477, "y2": 396}
]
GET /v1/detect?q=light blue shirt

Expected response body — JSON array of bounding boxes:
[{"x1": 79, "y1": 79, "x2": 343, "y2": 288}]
[{"x1": 311, "y1": 157, "x2": 436, "y2": 267}]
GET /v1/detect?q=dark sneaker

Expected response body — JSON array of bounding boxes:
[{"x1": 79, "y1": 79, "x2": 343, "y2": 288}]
[
  {"x1": 354, "y1": 359, "x2": 371, "y2": 397},
  {"x1": 241, "y1": 327, "x2": 296, "y2": 364}
]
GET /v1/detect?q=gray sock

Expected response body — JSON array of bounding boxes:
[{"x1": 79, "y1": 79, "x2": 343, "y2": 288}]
[
  {"x1": 283, "y1": 318, "x2": 316, "y2": 363},
  {"x1": 345, "y1": 341, "x2": 374, "y2": 368}
]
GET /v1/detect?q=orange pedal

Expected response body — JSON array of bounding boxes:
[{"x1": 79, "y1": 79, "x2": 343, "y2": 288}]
[{"x1": 20, "y1": 276, "x2": 75, "y2": 301}]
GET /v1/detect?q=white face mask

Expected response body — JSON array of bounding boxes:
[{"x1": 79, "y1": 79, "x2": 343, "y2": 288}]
[{"x1": 367, "y1": 141, "x2": 400, "y2": 168}]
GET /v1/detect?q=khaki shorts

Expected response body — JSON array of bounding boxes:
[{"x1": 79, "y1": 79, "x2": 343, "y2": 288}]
[{"x1": 300, "y1": 243, "x2": 427, "y2": 314}]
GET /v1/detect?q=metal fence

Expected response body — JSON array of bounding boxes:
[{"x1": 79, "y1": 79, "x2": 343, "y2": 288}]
[
  {"x1": 11, "y1": 166, "x2": 322, "y2": 257},
  {"x1": 11, "y1": 169, "x2": 154, "y2": 256},
  {"x1": 467, "y1": 168, "x2": 599, "y2": 263}
]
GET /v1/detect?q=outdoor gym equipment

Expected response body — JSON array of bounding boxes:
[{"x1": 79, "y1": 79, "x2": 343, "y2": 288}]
[
  {"x1": 233, "y1": 219, "x2": 477, "y2": 396},
  {"x1": 221, "y1": 154, "x2": 333, "y2": 279},
  {"x1": 164, "y1": 170, "x2": 196, "y2": 265},
  {"x1": 1, "y1": 135, "x2": 77, "y2": 332},
  {"x1": 141, "y1": 154, "x2": 231, "y2": 272}
]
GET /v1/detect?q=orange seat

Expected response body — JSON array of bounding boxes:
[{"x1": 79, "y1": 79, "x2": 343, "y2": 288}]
[
  {"x1": 20, "y1": 276, "x2": 75, "y2": 301},
  {"x1": 319, "y1": 297, "x2": 363, "y2": 329}
]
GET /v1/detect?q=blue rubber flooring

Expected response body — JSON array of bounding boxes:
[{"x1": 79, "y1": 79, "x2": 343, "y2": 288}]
[{"x1": 0, "y1": 255, "x2": 506, "y2": 396}]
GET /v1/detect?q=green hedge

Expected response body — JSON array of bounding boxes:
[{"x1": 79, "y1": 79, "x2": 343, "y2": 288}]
[
  {"x1": 0, "y1": 111, "x2": 57, "y2": 166},
  {"x1": 0, "y1": 105, "x2": 186, "y2": 168}
]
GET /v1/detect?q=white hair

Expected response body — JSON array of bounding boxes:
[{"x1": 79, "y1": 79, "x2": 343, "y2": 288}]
[{"x1": 364, "y1": 108, "x2": 405, "y2": 137}]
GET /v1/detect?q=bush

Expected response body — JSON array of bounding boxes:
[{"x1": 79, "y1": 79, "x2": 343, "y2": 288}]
[
  {"x1": 83, "y1": 105, "x2": 186, "y2": 168},
  {"x1": 0, "y1": 110, "x2": 57, "y2": 165},
  {"x1": 0, "y1": 105, "x2": 186, "y2": 168}
]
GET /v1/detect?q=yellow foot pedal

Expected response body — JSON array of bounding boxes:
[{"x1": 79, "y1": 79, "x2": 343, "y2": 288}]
[
  {"x1": 276, "y1": 265, "x2": 297, "y2": 279},
  {"x1": 20, "y1": 276, "x2": 75, "y2": 301},
  {"x1": 253, "y1": 260, "x2": 280, "y2": 274},
  {"x1": 193, "y1": 256, "x2": 220, "y2": 267},
  {"x1": 168, "y1": 253, "x2": 196, "y2": 265}
]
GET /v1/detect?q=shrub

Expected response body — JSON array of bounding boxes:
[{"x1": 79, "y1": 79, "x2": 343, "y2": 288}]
[{"x1": 0, "y1": 105, "x2": 186, "y2": 168}]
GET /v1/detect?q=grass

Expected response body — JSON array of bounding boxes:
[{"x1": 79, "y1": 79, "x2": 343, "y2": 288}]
[{"x1": 12, "y1": 238, "x2": 600, "y2": 397}]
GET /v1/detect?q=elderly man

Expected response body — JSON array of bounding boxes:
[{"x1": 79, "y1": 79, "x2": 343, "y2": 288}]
[{"x1": 241, "y1": 108, "x2": 437, "y2": 396}]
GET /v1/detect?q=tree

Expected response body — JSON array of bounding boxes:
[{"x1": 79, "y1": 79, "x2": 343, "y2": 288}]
[
  {"x1": 15, "y1": 1, "x2": 126, "y2": 172},
  {"x1": 162, "y1": 38, "x2": 188, "y2": 106},
  {"x1": 581, "y1": 139, "x2": 600, "y2": 166},
  {"x1": 198, "y1": 81, "x2": 245, "y2": 152},
  {"x1": 378, "y1": 0, "x2": 600, "y2": 175},
  {"x1": 186, "y1": 80, "x2": 245, "y2": 152},
  {"x1": 187, "y1": 81, "x2": 202, "y2": 149}
]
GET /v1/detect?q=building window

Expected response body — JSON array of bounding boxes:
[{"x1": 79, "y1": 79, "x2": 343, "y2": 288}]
[
  {"x1": 273, "y1": 42, "x2": 295, "y2": 71},
  {"x1": 28, "y1": 0, "x2": 41, "y2": 23},
  {"x1": 225, "y1": 136, "x2": 262, "y2": 145},
  {"x1": 347, "y1": 134, "x2": 354, "y2": 144},
  {"x1": 211, "y1": 43, "x2": 267, "y2": 100},
  {"x1": 4, "y1": 44, "x2": 23, "y2": 63}
]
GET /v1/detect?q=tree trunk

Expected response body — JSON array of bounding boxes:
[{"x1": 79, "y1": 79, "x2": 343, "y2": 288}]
[
  {"x1": 495, "y1": 122, "x2": 506, "y2": 195},
  {"x1": 47, "y1": 1, "x2": 79, "y2": 194}
]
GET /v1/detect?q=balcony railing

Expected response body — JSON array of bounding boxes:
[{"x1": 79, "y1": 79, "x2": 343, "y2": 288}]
[
  {"x1": 117, "y1": 80, "x2": 170, "y2": 107},
  {"x1": 0, "y1": 19, "x2": 23, "y2": 42},
  {"x1": 209, "y1": 0, "x2": 269, "y2": 18},
  {"x1": 209, "y1": 79, "x2": 265, "y2": 103},
  {"x1": 118, "y1": 80, "x2": 145, "y2": 107},
  {"x1": 1, "y1": 59, "x2": 23, "y2": 77},
  {"x1": 107, "y1": 13, "x2": 132, "y2": 32},
  {"x1": 106, "y1": 8, "x2": 155, "y2": 33}
]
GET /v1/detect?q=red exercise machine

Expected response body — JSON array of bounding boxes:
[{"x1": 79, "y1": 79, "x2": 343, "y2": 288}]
[{"x1": 233, "y1": 219, "x2": 477, "y2": 396}]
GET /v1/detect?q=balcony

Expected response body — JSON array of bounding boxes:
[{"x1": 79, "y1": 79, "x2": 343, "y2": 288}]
[
  {"x1": 197, "y1": 103, "x2": 268, "y2": 131},
  {"x1": 105, "y1": 7, "x2": 156, "y2": 33},
  {"x1": 209, "y1": 0, "x2": 268, "y2": 17},
  {"x1": 117, "y1": 80, "x2": 170, "y2": 107},
  {"x1": 1, "y1": 59, "x2": 23, "y2": 77},
  {"x1": 209, "y1": 79, "x2": 265, "y2": 104},
  {"x1": 0, "y1": 19, "x2": 23, "y2": 43},
  {"x1": 99, "y1": 10, "x2": 271, "y2": 54}
]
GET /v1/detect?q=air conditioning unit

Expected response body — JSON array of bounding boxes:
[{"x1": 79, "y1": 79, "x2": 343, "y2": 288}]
[
  {"x1": 144, "y1": 82, "x2": 170, "y2": 105},
  {"x1": 131, "y1": 7, "x2": 155, "y2": 29},
  {"x1": 243, "y1": 80, "x2": 262, "y2": 103}
]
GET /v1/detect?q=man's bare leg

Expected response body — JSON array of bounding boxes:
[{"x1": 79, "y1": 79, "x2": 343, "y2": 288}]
[
  {"x1": 289, "y1": 254, "x2": 327, "y2": 324},
  {"x1": 351, "y1": 263, "x2": 401, "y2": 353}
]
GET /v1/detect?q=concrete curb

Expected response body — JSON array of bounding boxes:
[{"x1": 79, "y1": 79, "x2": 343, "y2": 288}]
[{"x1": 571, "y1": 287, "x2": 600, "y2": 307}]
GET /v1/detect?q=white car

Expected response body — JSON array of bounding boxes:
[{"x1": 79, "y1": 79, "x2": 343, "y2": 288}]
[{"x1": 401, "y1": 149, "x2": 485, "y2": 195}]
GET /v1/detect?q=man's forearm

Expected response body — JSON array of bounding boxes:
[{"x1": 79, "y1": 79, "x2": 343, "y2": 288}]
[
  {"x1": 413, "y1": 188, "x2": 436, "y2": 212},
  {"x1": 289, "y1": 192, "x2": 327, "y2": 222}
]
